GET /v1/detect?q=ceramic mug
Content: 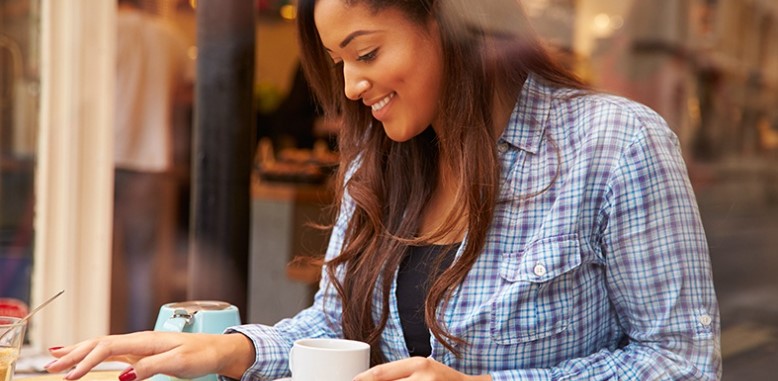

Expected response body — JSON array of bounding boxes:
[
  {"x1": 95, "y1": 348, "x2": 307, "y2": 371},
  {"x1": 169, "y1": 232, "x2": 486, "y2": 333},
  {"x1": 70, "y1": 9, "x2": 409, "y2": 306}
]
[
  {"x1": 289, "y1": 338, "x2": 370, "y2": 381},
  {"x1": 150, "y1": 301, "x2": 241, "y2": 381}
]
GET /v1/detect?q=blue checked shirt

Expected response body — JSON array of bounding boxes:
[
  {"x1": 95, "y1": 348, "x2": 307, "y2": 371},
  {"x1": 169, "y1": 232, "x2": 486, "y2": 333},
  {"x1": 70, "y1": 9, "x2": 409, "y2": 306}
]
[{"x1": 228, "y1": 74, "x2": 721, "y2": 380}]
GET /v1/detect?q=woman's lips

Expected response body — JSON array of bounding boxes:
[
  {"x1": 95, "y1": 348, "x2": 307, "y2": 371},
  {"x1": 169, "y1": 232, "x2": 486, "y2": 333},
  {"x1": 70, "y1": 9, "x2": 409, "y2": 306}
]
[{"x1": 371, "y1": 92, "x2": 394, "y2": 111}]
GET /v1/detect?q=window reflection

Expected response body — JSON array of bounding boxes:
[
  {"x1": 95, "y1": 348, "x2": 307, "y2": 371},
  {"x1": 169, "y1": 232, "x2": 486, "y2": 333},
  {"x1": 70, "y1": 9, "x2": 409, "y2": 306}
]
[
  {"x1": 111, "y1": 0, "x2": 197, "y2": 334},
  {"x1": 0, "y1": 0, "x2": 40, "y2": 312},
  {"x1": 256, "y1": 0, "x2": 778, "y2": 377}
]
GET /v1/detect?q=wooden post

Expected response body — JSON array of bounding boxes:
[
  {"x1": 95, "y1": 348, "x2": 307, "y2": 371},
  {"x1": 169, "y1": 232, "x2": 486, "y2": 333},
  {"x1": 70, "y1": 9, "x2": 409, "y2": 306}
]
[{"x1": 189, "y1": 0, "x2": 255, "y2": 321}]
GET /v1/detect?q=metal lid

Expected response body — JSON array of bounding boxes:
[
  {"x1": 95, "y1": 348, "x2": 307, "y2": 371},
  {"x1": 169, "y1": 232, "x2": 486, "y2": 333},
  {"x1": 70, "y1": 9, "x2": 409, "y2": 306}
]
[{"x1": 166, "y1": 301, "x2": 232, "y2": 314}]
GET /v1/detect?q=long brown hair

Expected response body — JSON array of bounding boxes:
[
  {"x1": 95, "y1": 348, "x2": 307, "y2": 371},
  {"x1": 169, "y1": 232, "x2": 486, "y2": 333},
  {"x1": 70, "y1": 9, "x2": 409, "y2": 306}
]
[{"x1": 297, "y1": 0, "x2": 586, "y2": 364}]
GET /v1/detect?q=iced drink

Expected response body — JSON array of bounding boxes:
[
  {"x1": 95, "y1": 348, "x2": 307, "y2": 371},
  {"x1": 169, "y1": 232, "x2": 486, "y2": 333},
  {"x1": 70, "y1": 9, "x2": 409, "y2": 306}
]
[
  {"x1": 0, "y1": 347, "x2": 19, "y2": 381},
  {"x1": 0, "y1": 317, "x2": 25, "y2": 381}
]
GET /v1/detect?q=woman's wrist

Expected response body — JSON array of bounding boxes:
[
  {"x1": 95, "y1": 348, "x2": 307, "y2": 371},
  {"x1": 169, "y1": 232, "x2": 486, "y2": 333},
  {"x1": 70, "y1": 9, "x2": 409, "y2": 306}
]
[{"x1": 216, "y1": 333, "x2": 256, "y2": 379}]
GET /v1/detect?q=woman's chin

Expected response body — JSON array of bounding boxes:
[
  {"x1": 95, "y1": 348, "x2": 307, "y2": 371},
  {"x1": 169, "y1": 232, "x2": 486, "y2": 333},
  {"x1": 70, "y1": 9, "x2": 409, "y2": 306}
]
[{"x1": 383, "y1": 125, "x2": 422, "y2": 143}]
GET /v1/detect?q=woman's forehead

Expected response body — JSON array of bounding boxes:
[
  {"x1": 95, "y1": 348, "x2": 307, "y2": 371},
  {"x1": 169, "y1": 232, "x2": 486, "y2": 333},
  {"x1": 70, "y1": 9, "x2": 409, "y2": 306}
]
[
  {"x1": 314, "y1": 0, "x2": 414, "y2": 46},
  {"x1": 314, "y1": 0, "x2": 375, "y2": 37},
  {"x1": 313, "y1": 0, "x2": 383, "y2": 21}
]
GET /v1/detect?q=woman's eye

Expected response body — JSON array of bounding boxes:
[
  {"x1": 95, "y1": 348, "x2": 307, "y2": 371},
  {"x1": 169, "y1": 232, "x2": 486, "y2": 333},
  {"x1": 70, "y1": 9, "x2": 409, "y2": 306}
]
[{"x1": 356, "y1": 49, "x2": 378, "y2": 62}]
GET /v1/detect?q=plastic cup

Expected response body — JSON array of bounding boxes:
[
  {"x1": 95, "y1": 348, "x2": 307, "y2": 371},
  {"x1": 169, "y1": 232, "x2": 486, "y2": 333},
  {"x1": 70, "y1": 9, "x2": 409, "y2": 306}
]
[{"x1": 0, "y1": 317, "x2": 26, "y2": 381}]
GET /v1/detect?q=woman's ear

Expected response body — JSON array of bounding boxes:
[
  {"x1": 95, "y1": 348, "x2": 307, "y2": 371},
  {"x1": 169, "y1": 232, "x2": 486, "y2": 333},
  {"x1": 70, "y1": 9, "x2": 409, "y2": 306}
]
[{"x1": 425, "y1": 16, "x2": 440, "y2": 38}]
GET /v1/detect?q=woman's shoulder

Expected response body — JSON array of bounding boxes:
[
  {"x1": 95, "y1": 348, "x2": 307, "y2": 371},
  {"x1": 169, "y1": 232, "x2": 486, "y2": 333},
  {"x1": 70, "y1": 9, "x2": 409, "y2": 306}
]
[{"x1": 544, "y1": 82, "x2": 677, "y2": 150}]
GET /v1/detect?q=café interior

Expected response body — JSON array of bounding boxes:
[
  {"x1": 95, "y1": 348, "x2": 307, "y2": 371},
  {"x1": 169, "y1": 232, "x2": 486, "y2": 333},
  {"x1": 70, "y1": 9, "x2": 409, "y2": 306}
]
[{"x1": 1, "y1": 0, "x2": 778, "y2": 379}]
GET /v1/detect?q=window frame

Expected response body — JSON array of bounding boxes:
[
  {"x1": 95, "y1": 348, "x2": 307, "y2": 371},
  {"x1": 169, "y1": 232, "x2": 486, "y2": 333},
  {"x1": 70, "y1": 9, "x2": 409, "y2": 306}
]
[{"x1": 31, "y1": 0, "x2": 115, "y2": 349}]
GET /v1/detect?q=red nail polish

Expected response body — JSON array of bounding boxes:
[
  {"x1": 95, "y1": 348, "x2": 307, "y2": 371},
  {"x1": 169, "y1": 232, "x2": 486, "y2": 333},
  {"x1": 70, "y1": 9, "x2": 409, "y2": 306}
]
[
  {"x1": 48, "y1": 346, "x2": 63, "y2": 351},
  {"x1": 119, "y1": 367, "x2": 137, "y2": 381}
]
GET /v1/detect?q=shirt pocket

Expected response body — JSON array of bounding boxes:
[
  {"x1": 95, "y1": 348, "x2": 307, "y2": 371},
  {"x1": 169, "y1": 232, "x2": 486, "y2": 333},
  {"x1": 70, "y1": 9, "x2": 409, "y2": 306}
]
[{"x1": 490, "y1": 234, "x2": 583, "y2": 344}]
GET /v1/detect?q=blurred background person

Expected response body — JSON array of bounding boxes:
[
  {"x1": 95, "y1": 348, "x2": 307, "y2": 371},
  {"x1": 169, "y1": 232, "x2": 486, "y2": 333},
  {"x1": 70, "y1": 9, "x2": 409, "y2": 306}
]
[
  {"x1": 258, "y1": 61, "x2": 340, "y2": 152},
  {"x1": 112, "y1": 0, "x2": 194, "y2": 333}
]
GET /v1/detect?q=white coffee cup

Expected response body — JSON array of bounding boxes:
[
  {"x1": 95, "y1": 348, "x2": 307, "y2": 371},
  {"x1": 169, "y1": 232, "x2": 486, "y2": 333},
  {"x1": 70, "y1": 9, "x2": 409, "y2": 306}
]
[{"x1": 289, "y1": 338, "x2": 370, "y2": 381}]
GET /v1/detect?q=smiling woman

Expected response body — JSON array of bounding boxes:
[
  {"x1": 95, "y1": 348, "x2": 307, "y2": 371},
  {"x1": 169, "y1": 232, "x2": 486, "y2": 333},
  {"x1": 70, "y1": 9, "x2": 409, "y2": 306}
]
[
  {"x1": 314, "y1": 0, "x2": 444, "y2": 142},
  {"x1": 45, "y1": 1, "x2": 720, "y2": 380}
]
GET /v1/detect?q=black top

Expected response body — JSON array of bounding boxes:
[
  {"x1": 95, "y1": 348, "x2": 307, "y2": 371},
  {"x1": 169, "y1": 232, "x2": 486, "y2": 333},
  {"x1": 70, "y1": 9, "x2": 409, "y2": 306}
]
[{"x1": 396, "y1": 243, "x2": 459, "y2": 357}]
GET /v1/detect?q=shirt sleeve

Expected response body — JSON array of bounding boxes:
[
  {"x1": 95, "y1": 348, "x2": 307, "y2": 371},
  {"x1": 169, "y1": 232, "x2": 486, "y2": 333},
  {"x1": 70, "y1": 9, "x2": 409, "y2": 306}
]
[
  {"x1": 221, "y1": 191, "x2": 356, "y2": 381},
  {"x1": 489, "y1": 118, "x2": 721, "y2": 380}
]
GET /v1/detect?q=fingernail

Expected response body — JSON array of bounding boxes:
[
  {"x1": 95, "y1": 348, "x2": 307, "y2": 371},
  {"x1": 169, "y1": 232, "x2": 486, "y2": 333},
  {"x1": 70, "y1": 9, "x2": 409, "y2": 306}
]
[
  {"x1": 64, "y1": 370, "x2": 75, "y2": 380},
  {"x1": 48, "y1": 346, "x2": 63, "y2": 351},
  {"x1": 119, "y1": 367, "x2": 137, "y2": 381},
  {"x1": 44, "y1": 360, "x2": 56, "y2": 369}
]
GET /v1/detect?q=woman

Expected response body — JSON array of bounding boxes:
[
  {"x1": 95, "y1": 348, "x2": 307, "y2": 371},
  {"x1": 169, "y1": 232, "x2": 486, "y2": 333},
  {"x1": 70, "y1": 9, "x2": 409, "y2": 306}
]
[{"x1": 47, "y1": 0, "x2": 721, "y2": 380}]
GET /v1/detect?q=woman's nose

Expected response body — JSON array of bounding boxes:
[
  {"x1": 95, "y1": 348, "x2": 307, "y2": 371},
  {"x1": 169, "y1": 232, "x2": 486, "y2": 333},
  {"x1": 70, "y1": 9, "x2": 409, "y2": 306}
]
[{"x1": 343, "y1": 65, "x2": 370, "y2": 101}]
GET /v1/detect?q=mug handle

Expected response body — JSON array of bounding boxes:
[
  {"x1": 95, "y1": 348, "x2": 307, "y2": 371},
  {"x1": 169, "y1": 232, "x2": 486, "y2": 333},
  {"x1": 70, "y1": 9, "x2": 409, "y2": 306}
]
[
  {"x1": 161, "y1": 309, "x2": 195, "y2": 333},
  {"x1": 288, "y1": 345, "x2": 296, "y2": 376}
]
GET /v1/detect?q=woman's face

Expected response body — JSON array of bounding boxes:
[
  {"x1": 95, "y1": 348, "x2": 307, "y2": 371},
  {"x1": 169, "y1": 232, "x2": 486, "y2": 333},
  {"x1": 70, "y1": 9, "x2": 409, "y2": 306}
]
[{"x1": 314, "y1": 0, "x2": 444, "y2": 142}]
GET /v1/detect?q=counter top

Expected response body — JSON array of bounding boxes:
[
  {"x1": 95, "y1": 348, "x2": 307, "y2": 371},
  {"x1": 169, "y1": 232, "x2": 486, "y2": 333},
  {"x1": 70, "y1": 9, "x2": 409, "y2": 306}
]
[{"x1": 252, "y1": 176, "x2": 333, "y2": 204}]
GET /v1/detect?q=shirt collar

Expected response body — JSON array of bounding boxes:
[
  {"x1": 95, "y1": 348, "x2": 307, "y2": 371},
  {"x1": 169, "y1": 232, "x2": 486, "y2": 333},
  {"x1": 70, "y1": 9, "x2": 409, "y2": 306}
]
[{"x1": 501, "y1": 73, "x2": 552, "y2": 154}]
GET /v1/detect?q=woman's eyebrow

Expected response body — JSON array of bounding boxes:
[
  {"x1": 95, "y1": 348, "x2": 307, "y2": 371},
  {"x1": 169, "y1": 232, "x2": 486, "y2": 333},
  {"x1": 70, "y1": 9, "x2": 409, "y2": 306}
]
[
  {"x1": 339, "y1": 30, "x2": 378, "y2": 48},
  {"x1": 323, "y1": 30, "x2": 379, "y2": 52}
]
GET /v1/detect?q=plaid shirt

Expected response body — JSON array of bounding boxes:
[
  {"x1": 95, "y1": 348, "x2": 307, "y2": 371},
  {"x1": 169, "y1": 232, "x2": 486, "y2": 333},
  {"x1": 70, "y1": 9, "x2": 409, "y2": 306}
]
[{"x1": 229, "y1": 74, "x2": 721, "y2": 380}]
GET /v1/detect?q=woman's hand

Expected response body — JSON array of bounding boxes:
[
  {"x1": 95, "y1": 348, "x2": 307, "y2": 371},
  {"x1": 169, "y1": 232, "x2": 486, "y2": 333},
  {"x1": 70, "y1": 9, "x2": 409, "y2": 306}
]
[
  {"x1": 46, "y1": 331, "x2": 255, "y2": 381},
  {"x1": 352, "y1": 357, "x2": 492, "y2": 381}
]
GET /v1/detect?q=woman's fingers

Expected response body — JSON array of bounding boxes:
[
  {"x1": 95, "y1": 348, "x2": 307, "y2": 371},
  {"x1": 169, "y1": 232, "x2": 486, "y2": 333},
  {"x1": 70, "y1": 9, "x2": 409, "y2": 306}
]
[
  {"x1": 354, "y1": 357, "x2": 434, "y2": 381},
  {"x1": 130, "y1": 349, "x2": 198, "y2": 380},
  {"x1": 61, "y1": 335, "x2": 140, "y2": 380},
  {"x1": 46, "y1": 338, "x2": 104, "y2": 375},
  {"x1": 127, "y1": 338, "x2": 225, "y2": 381},
  {"x1": 45, "y1": 332, "x2": 227, "y2": 380},
  {"x1": 46, "y1": 332, "x2": 170, "y2": 378}
]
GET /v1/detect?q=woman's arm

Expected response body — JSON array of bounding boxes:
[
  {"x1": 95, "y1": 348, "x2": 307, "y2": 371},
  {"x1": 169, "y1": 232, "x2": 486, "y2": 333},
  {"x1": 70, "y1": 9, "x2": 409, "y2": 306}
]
[{"x1": 218, "y1": 333, "x2": 257, "y2": 379}]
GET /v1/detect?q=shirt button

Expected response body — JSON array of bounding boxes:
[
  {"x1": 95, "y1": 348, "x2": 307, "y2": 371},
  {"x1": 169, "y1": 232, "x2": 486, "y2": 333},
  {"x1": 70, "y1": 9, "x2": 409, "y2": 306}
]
[
  {"x1": 497, "y1": 142, "x2": 510, "y2": 154},
  {"x1": 533, "y1": 263, "x2": 547, "y2": 277},
  {"x1": 699, "y1": 314, "x2": 712, "y2": 327}
]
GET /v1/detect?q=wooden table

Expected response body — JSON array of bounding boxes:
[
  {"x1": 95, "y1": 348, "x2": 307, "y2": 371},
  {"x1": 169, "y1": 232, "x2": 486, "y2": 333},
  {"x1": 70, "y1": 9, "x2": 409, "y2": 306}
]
[
  {"x1": 18, "y1": 372, "x2": 293, "y2": 380},
  {"x1": 17, "y1": 371, "x2": 120, "y2": 380}
]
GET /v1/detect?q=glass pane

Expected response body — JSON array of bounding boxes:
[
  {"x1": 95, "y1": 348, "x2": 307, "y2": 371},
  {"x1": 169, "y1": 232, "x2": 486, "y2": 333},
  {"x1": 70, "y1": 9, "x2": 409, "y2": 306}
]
[
  {"x1": 255, "y1": 0, "x2": 778, "y2": 377},
  {"x1": 111, "y1": 0, "x2": 197, "y2": 334},
  {"x1": 0, "y1": 0, "x2": 40, "y2": 316}
]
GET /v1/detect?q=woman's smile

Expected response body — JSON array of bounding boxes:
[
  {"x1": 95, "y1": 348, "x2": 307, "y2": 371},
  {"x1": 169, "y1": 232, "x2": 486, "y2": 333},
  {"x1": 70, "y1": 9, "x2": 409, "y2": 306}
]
[{"x1": 368, "y1": 92, "x2": 395, "y2": 119}]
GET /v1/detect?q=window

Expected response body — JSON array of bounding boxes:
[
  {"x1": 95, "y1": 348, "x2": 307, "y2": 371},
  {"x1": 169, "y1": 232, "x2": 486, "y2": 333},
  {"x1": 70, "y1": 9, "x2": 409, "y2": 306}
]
[{"x1": 0, "y1": 0, "x2": 40, "y2": 314}]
